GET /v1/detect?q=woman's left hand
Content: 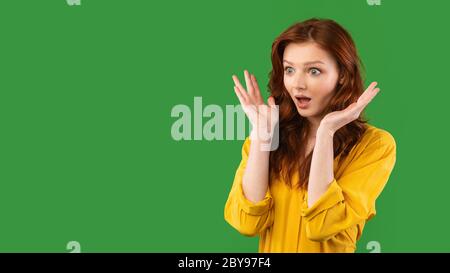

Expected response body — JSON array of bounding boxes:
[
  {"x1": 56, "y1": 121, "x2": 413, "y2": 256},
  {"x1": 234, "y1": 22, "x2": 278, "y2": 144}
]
[{"x1": 319, "y1": 82, "x2": 380, "y2": 135}]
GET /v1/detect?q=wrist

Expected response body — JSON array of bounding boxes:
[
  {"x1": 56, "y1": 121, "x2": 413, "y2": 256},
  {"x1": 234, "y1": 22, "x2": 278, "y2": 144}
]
[
  {"x1": 317, "y1": 125, "x2": 335, "y2": 138},
  {"x1": 249, "y1": 129, "x2": 275, "y2": 153},
  {"x1": 250, "y1": 128, "x2": 273, "y2": 143}
]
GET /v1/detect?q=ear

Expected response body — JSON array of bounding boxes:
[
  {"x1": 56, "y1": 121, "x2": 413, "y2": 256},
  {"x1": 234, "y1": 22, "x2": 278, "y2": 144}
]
[{"x1": 339, "y1": 74, "x2": 345, "y2": 84}]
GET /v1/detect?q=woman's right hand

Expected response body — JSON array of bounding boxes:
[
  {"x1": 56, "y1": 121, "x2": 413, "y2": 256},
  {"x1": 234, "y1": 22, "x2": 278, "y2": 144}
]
[{"x1": 232, "y1": 70, "x2": 278, "y2": 142}]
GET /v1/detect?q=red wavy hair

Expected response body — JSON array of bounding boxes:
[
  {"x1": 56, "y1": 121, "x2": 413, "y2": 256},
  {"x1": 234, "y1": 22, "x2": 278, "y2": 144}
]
[{"x1": 268, "y1": 18, "x2": 369, "y2": 189}]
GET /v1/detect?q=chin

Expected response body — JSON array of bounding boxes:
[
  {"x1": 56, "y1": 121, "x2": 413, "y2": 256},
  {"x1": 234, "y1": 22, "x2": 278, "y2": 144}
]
[{"x1": 295, "y1": 107, "x2": 312, "y2": 117}]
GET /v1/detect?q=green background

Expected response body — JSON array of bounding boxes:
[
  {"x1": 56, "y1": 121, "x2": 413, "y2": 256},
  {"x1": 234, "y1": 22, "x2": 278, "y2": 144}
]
[{"x1": 0, "y1": 0, "x2": 448, "y2": 252}]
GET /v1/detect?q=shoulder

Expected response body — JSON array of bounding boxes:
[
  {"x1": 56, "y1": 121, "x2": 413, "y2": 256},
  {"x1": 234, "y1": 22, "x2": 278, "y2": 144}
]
[
  {"x1": 361, "y1": 124, "x2": 396, "y2": 151},
  {"x1": 335, "y1": 124, "x2": 397, "y2": 176},
  {"x1": 348, "y1": 124, "x2": 397, "y2": 164}
]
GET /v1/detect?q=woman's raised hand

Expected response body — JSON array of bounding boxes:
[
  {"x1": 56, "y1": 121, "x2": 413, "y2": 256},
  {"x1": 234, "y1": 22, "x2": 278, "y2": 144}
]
[
  {"x1": 232, "y1": 70, "x2": 278, "y2": 142},
  {"x1": 320, "y1": 81, "x2": 381, "y2": 135}
]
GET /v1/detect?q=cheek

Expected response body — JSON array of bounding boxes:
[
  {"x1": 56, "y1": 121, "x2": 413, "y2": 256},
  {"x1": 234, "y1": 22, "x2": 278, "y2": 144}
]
[
  {"x1": 310, "y1": 75, "x2": 337, "y2": 97},
  {"x1": 283, "y1": 76, "x2": 291, "y2": 89},
  {"x1": 283, "y1": 76, "x2": 294, "y2": 95}
]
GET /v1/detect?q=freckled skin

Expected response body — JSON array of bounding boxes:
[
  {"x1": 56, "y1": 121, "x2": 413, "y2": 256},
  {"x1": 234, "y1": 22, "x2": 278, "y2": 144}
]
[{"x1": 282, "y1": 42, "x2": 341, "y2": 128}]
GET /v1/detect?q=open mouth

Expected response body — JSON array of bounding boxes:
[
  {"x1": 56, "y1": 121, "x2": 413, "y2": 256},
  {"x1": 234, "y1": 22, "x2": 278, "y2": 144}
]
[{"x1": 294, "y1": 95, "x2": 312, "y2": 108}]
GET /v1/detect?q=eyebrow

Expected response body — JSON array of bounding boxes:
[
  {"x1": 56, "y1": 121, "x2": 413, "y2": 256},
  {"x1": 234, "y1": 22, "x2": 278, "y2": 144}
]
[{"x1": 283, "y1": 60, "x2": 325, "y2": 66}]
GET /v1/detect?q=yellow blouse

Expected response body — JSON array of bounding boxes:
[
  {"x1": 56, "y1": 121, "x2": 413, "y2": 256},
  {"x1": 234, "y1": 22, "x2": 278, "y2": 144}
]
[{"x1": 224, "y1": 124, "x2": 396, "y2": 253}]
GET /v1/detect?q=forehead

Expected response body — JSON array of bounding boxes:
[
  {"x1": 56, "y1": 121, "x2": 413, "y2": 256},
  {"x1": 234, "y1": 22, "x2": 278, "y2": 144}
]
[{"x1": 283, "y1": 42, "x2": 335, "y2": 66}]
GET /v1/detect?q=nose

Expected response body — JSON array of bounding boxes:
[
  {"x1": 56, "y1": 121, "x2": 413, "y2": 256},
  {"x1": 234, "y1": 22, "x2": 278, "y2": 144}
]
[{"x1": 292, "y1": 72, "x2": 306, "y2": 90}]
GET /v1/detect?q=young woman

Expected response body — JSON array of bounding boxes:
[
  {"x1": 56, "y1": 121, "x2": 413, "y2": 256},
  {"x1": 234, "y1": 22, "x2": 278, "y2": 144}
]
[{"x1": 224, "y1": 18, "x2": 397, "y2": 253}]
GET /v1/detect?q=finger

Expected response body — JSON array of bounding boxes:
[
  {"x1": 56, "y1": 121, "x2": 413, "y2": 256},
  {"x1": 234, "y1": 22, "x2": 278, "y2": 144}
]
[
  {"x1": 362, "y1": 81, "x2": 377, "y2": 97},
  {"x1": 358, "y1": 82, "x2": 379, "y2": 105},
  {"x1": 267, "y1": 96, "x2": 276, "y2": 107},
  {"x1": 232, "y1": 75, "x2": 249, "y2": 102},
  {"x1": 355, "y1": 89, "x2": 380, "y2": 116},
  {"x1": 244, "y1": 70, "x2": 255, "y2": 98},
  {"x1": 367, "y1": 81, "x2": 378, "y2": 91},
  {"x1": 367, "y1": 87, "x2": 381, "y2": 102},
  {"x1": 362, "y1": 87, "x2": 380, "y2": 104},
  {"x1": 251, "y1": 74, "x2": 265, "y2": 104},
  {"x1": 233, "y1": 85, "x2": 247, "y2": 105},
  {"x1": 371, "y1": 88, "x2": 380, "y2": 98}
]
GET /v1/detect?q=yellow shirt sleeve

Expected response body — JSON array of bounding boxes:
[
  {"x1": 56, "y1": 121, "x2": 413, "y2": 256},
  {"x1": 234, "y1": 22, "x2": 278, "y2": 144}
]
[
  {"x1": 301, "y1": 130, "x2": 397, "y2": 242},
  {"x1": 224, "y1": 137, "x2": 274, "y2": 237}
]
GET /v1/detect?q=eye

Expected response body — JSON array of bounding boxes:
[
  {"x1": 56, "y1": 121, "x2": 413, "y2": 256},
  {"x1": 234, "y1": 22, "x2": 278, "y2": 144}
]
[
  {"x1": 309, "y1": 68, "x2": 321, "y2": 76},
  {"x1": 284, "y1": 66, "x2": 295, "y2": 74}
]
